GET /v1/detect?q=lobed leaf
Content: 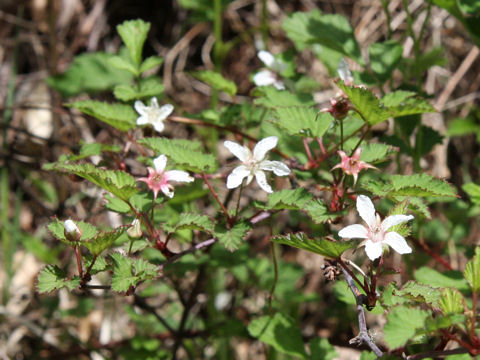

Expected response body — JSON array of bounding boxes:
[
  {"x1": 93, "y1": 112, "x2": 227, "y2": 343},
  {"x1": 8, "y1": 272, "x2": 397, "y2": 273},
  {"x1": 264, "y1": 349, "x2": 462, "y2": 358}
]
[
  {"x1": 37, "y1": 265, "x2": 81, "y2": 293},
  {"x1": 110, "y1": 252, "x2": 158, "y2": 292},
  {"x1": 214, "y1": 221, "x2": 251, "y2": 252},
  {"x1": 116, "y1": 19, "x2": 150, "y2": 67},
  {"x1": 109, "y1": 55, "x2": 138, "y2": 75},
  {"x1": 247, "y1": 313, "x2": 307, "y2": 358},
  {"x1": 303, "y1": 199, "x2": 345, "y2": 224},
  {"x1": 43, "y1": 162, "x2": 138, "y2": 201},
  {"x1": 395, "y1": 281, "x2": 441, "y2": 308},
  {"x1": 336, "y1": 81, "x2": 390, "y2": 125},
  {"x1": 439, "y1": 288, "x2": 466, "y2": 315},
  {"x1": 139, "y1": 137, "x2": 217, "y2": 173},
  {"x1": 139, "y1": 56, "x2": 164, "y2": 74},
  {"x1": 383, "y1": 306, "x2": 429, "y2": 349},
  {"x1": 83, "y1": 226, "x2": 129, "y2": 255},
  {"x1": 260, "y1": 188, "x2": 314, "y2": 210},
  {"x1": 414, "y1": 267, "x2": 469, "y2": 292},
  {"x1": 356, "y1": 142, "x2": 397, "y2": 163},
  {"x1": 464, "y1": 246, "x2": 480, "y2": 292},
  {"x1": 46, "y1": 52, "x2": 133, "y2": 97},
  {"x1": 69, "y1": 100, "x2": 137, "y2": 132},
  {"x1": 271, "y1": 232, "x2": 355, "y2": 259},
  {"x1": 113, "y1": 76, "x2": 164, "y2": 101},
  {"x1": 166, "y1": 213, "x2": 214, "y2": 234},
  {"x1": 369, "y1": 40, "x2": 403, "y2": 81},
  {"x1": 48, "y1": 218, "x2": 98, "y2": 246},
  {"x1": 273, "y1": 107, "x2": 333, "y2": 138}
]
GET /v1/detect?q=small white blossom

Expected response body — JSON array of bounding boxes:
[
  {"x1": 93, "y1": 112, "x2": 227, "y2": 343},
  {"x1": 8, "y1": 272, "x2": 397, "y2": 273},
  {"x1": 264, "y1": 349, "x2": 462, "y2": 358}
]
[
  {"x1": 224, "y1": 136, "x2": 290, "y2": 193},
  {"x1": 253, "y1": 51, "x2": 286, "y2": 90},
  {"x1": 64, "y1": 219, "x2": 81, "y2": 242},
  {"x1": 127, "y1": 219, "x2": 142, "y2": 239},
  {"x1": 338, "y1": 195, "x2": 413, "y2": 261},
  {"x1": 134, "y1": 97, "x2": 173, "y2": 133}
]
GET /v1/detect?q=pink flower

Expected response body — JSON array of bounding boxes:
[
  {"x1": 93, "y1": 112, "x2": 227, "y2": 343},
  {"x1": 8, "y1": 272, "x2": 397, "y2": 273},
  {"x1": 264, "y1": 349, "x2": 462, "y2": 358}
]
[
  {"x1": 332, "y1": 148, "x2": 376, "y2": 184},
  {"x1": 138, "y1": 155, "x2": 194, "y2": 199},
  {"x1": 338, "y1": 195, "x2": 414, "y2": 261}
]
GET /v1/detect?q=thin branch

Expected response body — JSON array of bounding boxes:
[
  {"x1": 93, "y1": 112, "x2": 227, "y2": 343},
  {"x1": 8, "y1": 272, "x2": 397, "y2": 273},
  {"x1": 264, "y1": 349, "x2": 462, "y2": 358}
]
[
  {"x1": 405, "y1": 347, "x2": 469, "y2": 360},
  {"x1": 133, "y1": 294, "x2": 176, "y2": 334},
  {"x1": 340, "y1": 266, "x2": 383, "y2": 357},
  {"x1": 158, "y1": 238, "x2": 216, "y2": 272}
]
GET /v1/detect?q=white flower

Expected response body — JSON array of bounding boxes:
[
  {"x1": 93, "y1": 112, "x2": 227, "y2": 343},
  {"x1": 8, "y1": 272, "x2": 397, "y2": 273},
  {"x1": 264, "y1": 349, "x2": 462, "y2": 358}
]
[
  {"x1": 224, "y1": 136, "x2": 290, "y2": 193},
  {"x1": 337, "y1": 58, "x2": 354, "y2": 86},
  {"x1": 138, "y1": 154, "x2": 194, "y2": 199},
  {"x1": 64, "y1": 219, "x2": 81, "y2": 242},
  {"x1": 134, "y1": 97, "x2": 173, "y2": 133},
  {"x1": 252, "y1": 51, "x2": 286, "y2": 90},
  {"x1": 338, "y1": 195, "x2": 414, "y2": 261}
]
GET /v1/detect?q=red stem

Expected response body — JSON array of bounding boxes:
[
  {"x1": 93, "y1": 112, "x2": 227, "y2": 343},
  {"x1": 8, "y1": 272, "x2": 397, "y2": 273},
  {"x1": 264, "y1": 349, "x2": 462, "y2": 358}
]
[
  {"x1": 202, "y1": 172, "x2": 231, "y2": 223},
  {"x1": 74, "y1": 246, "x2": 83, "y2": 278}
]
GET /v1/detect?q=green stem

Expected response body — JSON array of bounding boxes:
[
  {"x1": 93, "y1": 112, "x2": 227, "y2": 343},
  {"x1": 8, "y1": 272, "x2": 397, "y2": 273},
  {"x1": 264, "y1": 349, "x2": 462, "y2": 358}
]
[
  {"x1": 261, "y1": 0, "x2": 268, "y2": 46},
  {"x1": 268, "y1": 242, "x2": 279, "y2": 314},
  {"x1": 381, "y1": 0, "x2": 393, "y2": 39},
  {"x1": 234, "y1": 182, "x2": 244, "y2": 219}
]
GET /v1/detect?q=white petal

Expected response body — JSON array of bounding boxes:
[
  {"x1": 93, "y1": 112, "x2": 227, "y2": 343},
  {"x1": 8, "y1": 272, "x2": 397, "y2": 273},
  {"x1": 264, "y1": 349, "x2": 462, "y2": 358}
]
[
  {"x1": 337, "y1": 58, "x2": 353, "y2": 84},
  {"x1": 254, "y1": 170, "x2": 272, "y2": 193},
  {"x1": 153, "y1": 154, "x2": 167, "y2": 173},
  {"x1": 152, "y1": 120, "x2": 165, "y2": 133},
  {"x1": 150, "y1": 97, "x2": 159, "y2": 108},
  {"x1": 64, "y1": 220, "x2": 79, "y2": 233},
  {"x1": 273, "y1": 80, "x2": 285, "y2": 90},
  {"x1": 226, "y1": 165, "x2": 250, "y2": 189},
  {"x1": 165, "y1": 170, "x2": 194, "y2": 183},
  {"x1": 338, "y1": 224, "x2": 369, "y2": 239},
  {"x1": 161, "y1": 185, "x2": 174, "y2": 198},
  {"x1": 156, "y1": 104, "x2": 174, "y2": 122},
  {"x1": 260, "y1": 160, "x2": 290, "y2": 176},
  {"x1": 258, "y1": 50, "x2": 275, "y2": 67},
  {"x1": 253, "y1": 136, "x2": 278, "y2": 161},
  {"x1": 224, "y1": 141, "x2": 250, "y2": 162},
  {"x1": 384, "y1": 232, "x2": 412, "y2": 255},
  {"x1": 356, "y1": 195, "x2": 377, "y2": 230},
  {"x1": 134, "y1": 100, "x2": 147, "y2": 115},
  {"x1": 136, "y1": 115, "x2": 149, "y2": 126},
  {"x1": 381, "y1": 215, "x2": 414, "y2": 232},
  {"x1": 364, "y1": 240, "x2": 383, "y2": 261},
  {"x1": 253, "y1": 70, "x2": 276, "y2": 86}
]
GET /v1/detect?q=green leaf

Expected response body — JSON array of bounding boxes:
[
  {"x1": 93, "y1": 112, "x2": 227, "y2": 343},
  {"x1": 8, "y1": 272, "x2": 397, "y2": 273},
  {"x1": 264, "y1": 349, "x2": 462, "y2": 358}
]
[
  {"x1": 140, "y1": 56, "x2": 164, "y2": 74},
  {"x1": 43, "y1": 162, "x2": 138, "y2": 201},
  {"x1": 167, "y1": 213, "x2": 214, "y2": 234},
  {"x1": 69, "y1": 100, "x2": 137, "y2": 132},
  {"x1": 271, "y1": 233, "x2": 355, "y2": 259},
  {"x1": 336, "y1": 81, "x2": 390, "y2": 125},
  {"x1": 414, "y1": 267, "x2": 470, "y2": 292},
  {"x1": 364, "y1": 173, "x2": 457, "y2": 198},
  {"x1": 262, "y1": 188, "x2": 313, "y2": 210},
  {"x1": 462, "y1": 182, "x2": 480, "y2": 205},
  {"x1": 255, "y1": 87, "x2": 315, "y2": 108},
  {"x1": 273, "y1": 107, "x2": 333, "y2": 138},
  {"x1": 139, "y1": 137, "x2": 217, "y2": 173},
  {"x1": 447, "y1": 117, "x2": 480, "y2": 139},
  {"x1": 113, "y1": 76, "x2": 164, "y2": 101},
  {"x1": 109, "y1": 55, "x2": 139, "y2": 76},
  {"x1": 46, "y1": 52, "x2": 133, "y2": 97},
  {"x1": 110, "y1": 253, "x2": 158, "y2": 292},
  {"x1": 368, "y1": 40, "x2": 403, "y2": 81},
  {"x1": 304, "y1": 199, "x2": 345, "y2": 224},
  {"x1": 439, "y1": 288, "x2": 465, "y2": 314},
  {"x1": 381, "y1": 91, "x2": 436, "y2": 118},
  {"x1": 309, "y1": 338, "x2": 338, "y2": 360},
  {"x1": 48, "y1": 218, "x2": 98, "y2": 246},
  {"x1": 464, "y1": 247, "x2": 480, "y2": 292},
  {"x1": 37, "y1": 265, "x2": 80, "y2": 293},
  {"x1": 282, "y1": 10, "x2": 363, "y2": 64},
  {"x1": 248, "y1": 313, "x2": 307, "y2": 358},
  {"x1": 116, "y1": 19, "x2": 150, "y2": 67},
  {"x1": 83, "y1": 226, "x2": 129, "y2": 255},
  {"x1": 357, "y1": 143, "x2": 397, "y2": 163},
  {"x1": 193, "y1": 70, "x2": 237, "y2": 96},
  {"x1": 214, "y1": 221, "x2": 251, "y2": 251},
  {"x1": 383, "y1": 306, "x2": 429, "y2": 349},
  {"x1": 458, "y1": 0, "x2": 480, "y2": 14},
  {"x1": 395, "y1": 281, "x2": 441, "y2": 308}
]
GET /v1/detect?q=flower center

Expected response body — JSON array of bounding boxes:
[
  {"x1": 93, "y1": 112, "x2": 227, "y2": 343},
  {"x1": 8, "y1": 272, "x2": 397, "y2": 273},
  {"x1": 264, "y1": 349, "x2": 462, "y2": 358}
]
[
  {"x1": 369, "y1": 225, "x2": 384, "y2": 243},
  {"x1": 147, "y1": 108, "x2": 161, "y2": 120},
  {"x1": 245, "y1": 157, "x2": 260, "y2": 174}
]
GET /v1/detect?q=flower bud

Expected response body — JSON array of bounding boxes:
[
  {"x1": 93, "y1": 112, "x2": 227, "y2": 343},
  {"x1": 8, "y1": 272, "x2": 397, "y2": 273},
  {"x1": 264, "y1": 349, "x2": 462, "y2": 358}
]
[
  {"x1": 127, "y1": 219, "x2": 142, "y2": 239},
  {"x1": 64, "y1": 220, "x2": 82, "y2": 242}
]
